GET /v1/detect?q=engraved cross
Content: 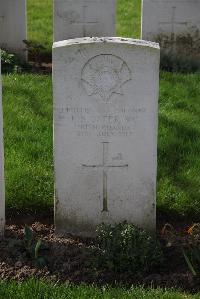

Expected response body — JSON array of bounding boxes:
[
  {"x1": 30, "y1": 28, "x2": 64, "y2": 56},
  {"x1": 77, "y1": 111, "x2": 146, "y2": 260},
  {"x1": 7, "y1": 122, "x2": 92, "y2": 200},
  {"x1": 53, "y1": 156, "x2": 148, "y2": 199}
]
[
  {"x1": 72, "y1": 5, "x2": 98, "y2": 36},
  {"x1": 159, "y1": 6, "x2": 188, "y2": 50},
  {"x1": 82, "y1": 142, "x2": 128, "y2": 212}
]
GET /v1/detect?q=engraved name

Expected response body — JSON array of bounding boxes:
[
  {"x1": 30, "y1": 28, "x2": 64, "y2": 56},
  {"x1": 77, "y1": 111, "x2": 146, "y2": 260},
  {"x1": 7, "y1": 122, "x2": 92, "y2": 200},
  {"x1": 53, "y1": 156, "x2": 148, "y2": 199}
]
[{"x1": 55, "y1": 105, "x2": 146, "y2": 138}]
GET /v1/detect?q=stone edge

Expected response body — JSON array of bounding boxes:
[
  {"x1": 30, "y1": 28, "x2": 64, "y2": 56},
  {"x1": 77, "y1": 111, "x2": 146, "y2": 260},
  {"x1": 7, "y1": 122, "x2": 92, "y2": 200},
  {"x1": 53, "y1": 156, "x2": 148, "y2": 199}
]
[{"x1": 53, "y1": 37, "x2": 160, "y2": 50}]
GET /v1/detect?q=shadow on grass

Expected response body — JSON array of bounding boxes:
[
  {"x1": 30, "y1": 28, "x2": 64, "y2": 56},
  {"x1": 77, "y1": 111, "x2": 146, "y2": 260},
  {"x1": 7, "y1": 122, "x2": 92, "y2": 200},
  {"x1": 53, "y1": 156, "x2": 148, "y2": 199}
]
[{"x1": 157, "y1": 113, "x2": 200, "y2": 221}]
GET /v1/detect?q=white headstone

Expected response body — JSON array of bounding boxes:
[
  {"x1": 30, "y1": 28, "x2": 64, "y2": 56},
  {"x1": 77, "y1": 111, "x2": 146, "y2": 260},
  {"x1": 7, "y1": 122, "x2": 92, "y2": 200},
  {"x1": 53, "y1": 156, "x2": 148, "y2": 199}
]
[
  {"x1": 54, "y1": 0, "x2": 116, "y2": 41},
  {"x1": 142, "y1": 0, "x2": 200, "y2": 57},
  {"x1": 0, "y1": 0, "x2": 27, "y2": 60},
  {"x1": 53, "y1": 37, "x2": 160, "y2": 236},
  {"x1": 0, "y1": 53, "x2": 5, "y2": 238}
]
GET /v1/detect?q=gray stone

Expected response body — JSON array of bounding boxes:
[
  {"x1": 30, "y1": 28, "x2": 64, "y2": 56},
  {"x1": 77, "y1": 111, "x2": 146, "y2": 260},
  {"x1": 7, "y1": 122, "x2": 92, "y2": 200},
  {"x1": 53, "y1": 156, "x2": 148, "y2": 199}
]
[
  {"x1": 0, "y1": 0, "x2": 27, "y2": 60},
  {"x1": 0, "y1": 53, "x2": 5, "y2": 238},
  {"x1": 53, "y1": 37, "x2": 160, "y2": 236},
  {"x1": 142, "y1": 0, "x2": 200, "y2": 58},
  {"x1": 54, "y1": 0, "x2": 116, "y2": 41}
]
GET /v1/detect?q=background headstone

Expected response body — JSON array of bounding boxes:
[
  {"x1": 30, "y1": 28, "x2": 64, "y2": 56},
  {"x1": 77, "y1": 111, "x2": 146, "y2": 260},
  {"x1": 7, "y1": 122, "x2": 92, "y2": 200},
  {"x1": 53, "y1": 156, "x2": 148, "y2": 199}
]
[
  {"x1": 0, "y1": 53, "x2": 5, "y2": 238},
  {"x1": 142, "y1": 0, "x2": 200, "y2": 58},
  {"x1": 53, "y1": 37, "x2": 160, "y2": 236},
  {"x1": 0, "y1": 0, "x2": 27, "y2": 60},
  {"x1": 54, "y1": 0, "x2": 116, "y2": 41}
]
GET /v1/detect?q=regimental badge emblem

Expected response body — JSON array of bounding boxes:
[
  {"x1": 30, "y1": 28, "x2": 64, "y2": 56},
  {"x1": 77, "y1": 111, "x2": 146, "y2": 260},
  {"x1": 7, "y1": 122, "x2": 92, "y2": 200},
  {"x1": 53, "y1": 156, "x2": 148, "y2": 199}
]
[{"x1": 81, "y1": 54, "x2": 132, "y2": 102}]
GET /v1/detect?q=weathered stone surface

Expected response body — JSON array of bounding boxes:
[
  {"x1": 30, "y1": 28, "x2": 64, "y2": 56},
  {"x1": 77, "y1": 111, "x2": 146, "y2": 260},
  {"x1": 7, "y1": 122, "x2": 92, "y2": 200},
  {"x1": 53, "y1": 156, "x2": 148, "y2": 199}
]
[
  {"x1": 53, "y1": 37, "x2": 160, "y2": 236},
  {"x1": 54, "y1": 0, "x2": 116, "y2": 41},
  {"x1": 0, "y1": 0, "x2": 27, "y2": 60},
  {"x1": 142, "y1": 0, "x2": 200, "y2": 58},
  {"x1": 0, "y1": 54, "x2": 5, "y2": 238}
]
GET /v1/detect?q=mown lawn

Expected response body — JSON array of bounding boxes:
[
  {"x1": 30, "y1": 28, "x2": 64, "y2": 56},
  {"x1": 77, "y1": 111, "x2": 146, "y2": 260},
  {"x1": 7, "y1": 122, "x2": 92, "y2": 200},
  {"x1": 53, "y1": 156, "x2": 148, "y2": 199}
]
[
  {"x1": 3, "y1": 72, "x2": 200, "y2": 218},
  {"x1": 27, "y1": 0, "x2": 141, "y2": 54},
  {"x1": 27, "y1": 0, "x2": 53, "y2": 52},
  {"x1": 7, "y1": 0, "x2": 142, "y2": 210},
  {"x1": 0, "y1": 280, "x2": 199, "y2": 299},
  {"x1": 2, "y1": 1, "x2": 200, "y2": 298},
  {"x1": 3, "y1": 74, "x2": 53, "y2": 210},
  {"x1": 5, "y1": 0, "x2": 199, "y2": 217},
  {"x1": 158, "y1": 72, "x2": 200, "y2": 218}
]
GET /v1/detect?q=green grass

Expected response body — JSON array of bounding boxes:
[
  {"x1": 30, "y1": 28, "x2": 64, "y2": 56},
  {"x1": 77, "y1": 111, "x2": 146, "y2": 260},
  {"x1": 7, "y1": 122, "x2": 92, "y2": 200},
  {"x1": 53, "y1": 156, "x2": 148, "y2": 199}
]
[
  {"x1": 7, "y1": 0, "x2": 142, "y2": 210},
  {"x1": 2, "y1": 1, "x2": 200, "y2": 297},
  {"x1": 27, "y1": 0, "x2": 53, "y2": 52},
  {"x1": 158, "y1": 72, "x2": 200, "y2": 218},
  {"x1": 3, "y1": 1, "x2": 200, "y2": 297},
  {"x1": 3, "y1": 72, "x2": 200, "y2": 218},
  {"x1": 0, "y1": 280, "x2": 199, "y2": 299},
  {"x1": 4, "y1": 0, "x2": 200, "y2": 219},
  {"x1": 3, "y1": 74, "x2": 53, "y2": 210},
  {"x1": 27, "y1": 0, "x2": 142, "y2": 54},
  {"x1": 117, "y1": 0, "x2": 141, "y2": 38}
]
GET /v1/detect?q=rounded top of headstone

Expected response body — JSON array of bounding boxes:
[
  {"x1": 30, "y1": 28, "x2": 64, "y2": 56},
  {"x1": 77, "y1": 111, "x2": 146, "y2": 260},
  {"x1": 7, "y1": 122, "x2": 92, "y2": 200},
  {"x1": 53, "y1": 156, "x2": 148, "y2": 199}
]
[{"x1": 53, "y1": 37, "x2": 160, "y2": 50}]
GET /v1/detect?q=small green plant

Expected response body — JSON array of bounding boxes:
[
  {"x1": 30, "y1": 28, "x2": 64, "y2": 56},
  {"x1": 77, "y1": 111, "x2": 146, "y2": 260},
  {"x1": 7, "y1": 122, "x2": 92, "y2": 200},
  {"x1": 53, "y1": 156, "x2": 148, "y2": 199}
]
[
  {"x1": 92, "y1": 222, "x2": 164, "y2": 275},
  {"x1": 1, "y1": 49, "x2": 22, "y2": 73},
  {"x1": 23, "y1": 225, "x2": 47, "y2": 268}
]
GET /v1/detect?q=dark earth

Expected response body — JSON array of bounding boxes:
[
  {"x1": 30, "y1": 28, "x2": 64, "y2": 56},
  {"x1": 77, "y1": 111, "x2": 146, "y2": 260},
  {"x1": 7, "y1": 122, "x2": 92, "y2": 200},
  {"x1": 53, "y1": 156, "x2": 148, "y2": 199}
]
[{"x1": 0, "y1": 210, "x2": 199, "y2": 293}]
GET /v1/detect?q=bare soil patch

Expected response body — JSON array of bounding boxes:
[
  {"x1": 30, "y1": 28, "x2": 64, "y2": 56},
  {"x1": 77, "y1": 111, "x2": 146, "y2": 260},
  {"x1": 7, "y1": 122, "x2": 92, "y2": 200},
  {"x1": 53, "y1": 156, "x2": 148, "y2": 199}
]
[{"x1": 1, "y1": 215, "x2": 200, "y2": 293}]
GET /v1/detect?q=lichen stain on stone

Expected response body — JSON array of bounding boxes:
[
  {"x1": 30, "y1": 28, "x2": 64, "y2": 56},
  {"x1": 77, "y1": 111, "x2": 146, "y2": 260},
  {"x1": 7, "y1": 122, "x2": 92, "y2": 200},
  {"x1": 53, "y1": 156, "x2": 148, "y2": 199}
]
[
  {"x1": 154, "y1": 28, "x2": 200, "y2": 57},
  {"x1": 55, "y1": 214, "x2": 97, "y2": 237}
]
